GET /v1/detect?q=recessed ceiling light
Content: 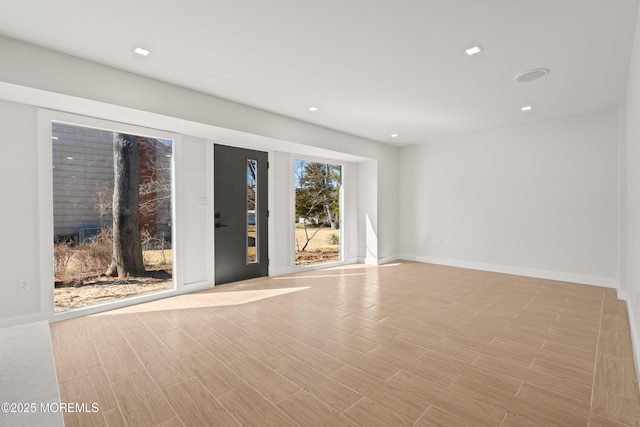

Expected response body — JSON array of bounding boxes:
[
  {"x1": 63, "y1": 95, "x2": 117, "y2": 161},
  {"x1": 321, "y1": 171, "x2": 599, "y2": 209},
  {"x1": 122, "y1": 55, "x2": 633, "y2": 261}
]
[
  {"x1": 134, "y1": 47, "x2": 151, "y2": 56},
  {"x1": 514, "y1": 68, "x2": 549, "y2": 83},
  {"x1": 308, "y1": 107, "x2": 319, "y2": 112},
  {"x1": 390, "y1": 133, "x2": 399, "y2": 138},
  {"x1": 66, "y1": 156, "x2": 73, "y2": 160},
  {"x1": 465, "y1": 45, "x2": 483, "y2": 56},
  {"x1": 521, "y1": 105, "x2": 533, "y2": 112},
  {"x1": 51, "y1": 136, "x2": 58, "y2": 140}
]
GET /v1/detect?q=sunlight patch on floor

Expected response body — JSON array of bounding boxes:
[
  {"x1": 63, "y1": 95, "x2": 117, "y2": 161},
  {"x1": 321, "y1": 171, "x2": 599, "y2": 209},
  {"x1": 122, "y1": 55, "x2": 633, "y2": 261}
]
[{"x1": 94, "y1": 286, "x2": 309, "y2": 315}]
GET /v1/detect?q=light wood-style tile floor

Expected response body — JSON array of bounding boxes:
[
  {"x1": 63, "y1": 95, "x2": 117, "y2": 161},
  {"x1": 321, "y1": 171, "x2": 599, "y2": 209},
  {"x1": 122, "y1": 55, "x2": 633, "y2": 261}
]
[{"x1": 50, "y1": 261, "x2": 640, "y2": 426}]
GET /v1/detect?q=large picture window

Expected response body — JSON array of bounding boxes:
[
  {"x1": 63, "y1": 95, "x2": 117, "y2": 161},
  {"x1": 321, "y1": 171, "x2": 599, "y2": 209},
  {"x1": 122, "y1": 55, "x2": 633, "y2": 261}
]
[
  {"x1": 294, "y1": 160, "x2": 342, "y2": 266},
  {"x1": 51, "y1": 122, "x2": 174, "y2": 312}
]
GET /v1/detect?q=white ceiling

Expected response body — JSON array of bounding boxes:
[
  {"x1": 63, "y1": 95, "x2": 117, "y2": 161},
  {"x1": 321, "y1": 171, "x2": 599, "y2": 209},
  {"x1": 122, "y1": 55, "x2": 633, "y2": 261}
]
[{"x1": 0, "y1": 0, "x2": 638, "y2": 146}]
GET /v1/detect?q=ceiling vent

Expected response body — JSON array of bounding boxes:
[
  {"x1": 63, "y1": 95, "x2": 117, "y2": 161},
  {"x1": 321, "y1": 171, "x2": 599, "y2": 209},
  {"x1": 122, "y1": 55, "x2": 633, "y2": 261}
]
[{"x1": 514, "y1": 68, "x2": 550, "y2": 83}]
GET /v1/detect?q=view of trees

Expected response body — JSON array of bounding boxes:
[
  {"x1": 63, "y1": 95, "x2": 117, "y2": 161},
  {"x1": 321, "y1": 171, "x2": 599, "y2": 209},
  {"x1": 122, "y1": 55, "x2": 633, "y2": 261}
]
[
  {"x1": 295, "y1": 161, "x2": 341, "y2": 228},
  {"x1": 295, "y1": 160, "x2": 341, "y2": 263}
]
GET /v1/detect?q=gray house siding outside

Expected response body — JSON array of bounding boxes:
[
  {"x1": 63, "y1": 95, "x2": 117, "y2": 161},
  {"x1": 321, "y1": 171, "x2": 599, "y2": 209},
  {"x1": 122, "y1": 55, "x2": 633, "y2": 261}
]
[{"x1": 51, "y1": 122, "x2": 171, "y2": 243}]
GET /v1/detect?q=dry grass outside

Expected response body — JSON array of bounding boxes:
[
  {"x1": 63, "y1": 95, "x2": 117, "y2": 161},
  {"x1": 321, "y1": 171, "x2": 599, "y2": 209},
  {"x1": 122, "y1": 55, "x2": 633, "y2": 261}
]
[
  {"x1": 296, "y1": 250, "x2": 340, "y2": 265},
  {"x1": 295, "y1": 225, "x2": 340, "y2": 265},
  {"x1": 143, "y1": 248, "x2": 173, "y2": 267},
  {"x1": 54, "y1": 248, "x2": 173, "y2": 313},
  {"x1": 54, "y1": 273, "x2": 173, "y2": 313}
]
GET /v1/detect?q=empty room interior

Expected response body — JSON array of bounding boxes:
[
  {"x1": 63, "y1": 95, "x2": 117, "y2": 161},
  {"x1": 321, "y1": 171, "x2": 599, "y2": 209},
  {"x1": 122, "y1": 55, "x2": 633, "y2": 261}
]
[{"x1": 3, "y1": 1, "x2": 640, "y2": 426}]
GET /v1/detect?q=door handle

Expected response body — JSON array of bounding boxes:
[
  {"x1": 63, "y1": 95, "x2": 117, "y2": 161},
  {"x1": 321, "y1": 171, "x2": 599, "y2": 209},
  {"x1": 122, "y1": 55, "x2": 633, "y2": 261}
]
[{"x1": 215, "y1": 212, "x2": 227, "y2": 228}]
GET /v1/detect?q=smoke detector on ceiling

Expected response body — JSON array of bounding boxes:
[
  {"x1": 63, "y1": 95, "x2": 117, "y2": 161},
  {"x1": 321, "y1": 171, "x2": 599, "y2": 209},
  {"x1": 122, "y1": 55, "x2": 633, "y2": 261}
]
[{"x1": 514, "y1": 68, "x2": 550, "y2": 83}]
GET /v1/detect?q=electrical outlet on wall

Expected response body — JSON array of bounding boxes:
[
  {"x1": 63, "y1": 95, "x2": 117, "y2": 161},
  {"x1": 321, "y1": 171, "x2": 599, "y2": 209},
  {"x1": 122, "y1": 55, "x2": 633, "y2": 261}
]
[{"x1": 18, "y1": 279, "x2": 31, "y2": 292}]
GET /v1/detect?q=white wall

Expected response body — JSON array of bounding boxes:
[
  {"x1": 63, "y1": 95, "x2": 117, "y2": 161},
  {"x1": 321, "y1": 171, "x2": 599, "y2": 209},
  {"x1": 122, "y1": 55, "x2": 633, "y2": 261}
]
[
  {"x1": 359, "y1": 161, "x2": 379, "y2": 263},
  {"x1": 376, "y1": 155, "x2": 399, "y2": 263},
  {"x1": 399, "y1": 110, "x2": 620, "y2": 286},
  {"x1": 344, "y1": 162, "x2": 360, "y2": 264},
  {"x1": 269, "y1": 151, "x2": 294, "y2": 276},
  {"x1": 625, "y1": 2, "x2": 640, "y2": 381},
  {"x1": 0, "y1": 100, "x2": 40, "y2": 321},
  {"x1": 181, "y1": 136, "x2": 211, "y2": 286}
]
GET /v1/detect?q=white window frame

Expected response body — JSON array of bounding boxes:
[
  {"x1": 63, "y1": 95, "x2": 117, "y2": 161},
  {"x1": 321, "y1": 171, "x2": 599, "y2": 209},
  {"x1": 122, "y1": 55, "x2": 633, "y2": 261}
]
[
  {"x1": 38, "y1": 109, "x2": 207, "y2": 322},
  {"x1": 291, "y1": 155, "x2": 345, "y2": 271}
]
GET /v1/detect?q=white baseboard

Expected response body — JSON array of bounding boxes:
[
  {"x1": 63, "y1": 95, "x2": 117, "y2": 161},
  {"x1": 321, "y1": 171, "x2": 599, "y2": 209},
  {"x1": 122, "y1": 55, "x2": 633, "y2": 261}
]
[
  {"x1": 397, "y1": 254, "x2": 618, "y2": 288},
  {"x1": 343, "y1": 257, "x2": 361, "y2": 267},
  {"x1": 269, "y1": 267, "x2": 292, "y2": 277},
  {"x1": 270, "y1": 258, "x2": 362, "y2": 277},
  {"x1": 378, "y1": 254, "x2": 400, "y2": 265},
  {"x1": 625, "y1": 298, "x2": 640, "y2": 383},
  {"x1": 361, "y1": 254, "x2": 399, "y2": 266},
  {"x1": 0, "y1": 312, "x2": 48, "y2": 330}
]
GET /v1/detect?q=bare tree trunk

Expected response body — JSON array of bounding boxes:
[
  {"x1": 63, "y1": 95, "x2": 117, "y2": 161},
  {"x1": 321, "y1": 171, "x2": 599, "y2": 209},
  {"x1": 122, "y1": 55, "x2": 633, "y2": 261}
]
[
  {"x1": 106, "y1": 133, "x2": 146, "y2": 277},
  {"x1": 325, "y1": 203, "x2": 336, "y2": 229},
  {"x1": 300, "y1": 220, "x2": 322, "y2": 251},
  {"x1": 323, "y1": 166, "x2": 337, "y2": 229}
]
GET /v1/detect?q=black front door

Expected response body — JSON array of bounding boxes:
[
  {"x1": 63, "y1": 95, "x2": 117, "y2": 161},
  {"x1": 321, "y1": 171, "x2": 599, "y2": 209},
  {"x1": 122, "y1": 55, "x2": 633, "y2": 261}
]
[{"x1": 214, "y1": 144, "x2": 269, "y2": 284}]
